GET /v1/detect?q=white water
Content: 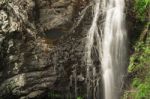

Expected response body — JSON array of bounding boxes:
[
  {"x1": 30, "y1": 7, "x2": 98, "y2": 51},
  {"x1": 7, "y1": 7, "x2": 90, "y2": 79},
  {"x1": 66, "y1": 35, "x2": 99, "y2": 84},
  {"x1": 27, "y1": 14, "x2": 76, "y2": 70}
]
[
  {"x1": 85, "y1": 0, "x2": 128, "y2": 99},
  {"x1": 85, "y1": 0, "x2": 101, "y2": 98}
]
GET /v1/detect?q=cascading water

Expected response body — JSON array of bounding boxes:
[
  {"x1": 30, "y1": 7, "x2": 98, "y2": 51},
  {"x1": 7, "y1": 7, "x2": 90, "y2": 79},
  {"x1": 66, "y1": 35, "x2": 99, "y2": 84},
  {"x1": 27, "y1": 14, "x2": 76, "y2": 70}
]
[
  {"x1": 85, "y1": 0, "x2": 128, "y2": 99},
  {"x1": 85, "y1": 0, "x2": 101, "y2": 98},
  {"x1": 102, "y1": 0, "x2": 128, "y2": 99}
]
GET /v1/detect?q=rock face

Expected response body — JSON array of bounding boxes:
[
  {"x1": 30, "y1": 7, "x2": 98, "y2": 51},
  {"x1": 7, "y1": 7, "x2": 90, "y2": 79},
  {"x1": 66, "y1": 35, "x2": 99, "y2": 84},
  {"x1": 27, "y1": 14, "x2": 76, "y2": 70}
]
[{"x1": 0, "y1": 0, "x2": 90, "y2": 98}]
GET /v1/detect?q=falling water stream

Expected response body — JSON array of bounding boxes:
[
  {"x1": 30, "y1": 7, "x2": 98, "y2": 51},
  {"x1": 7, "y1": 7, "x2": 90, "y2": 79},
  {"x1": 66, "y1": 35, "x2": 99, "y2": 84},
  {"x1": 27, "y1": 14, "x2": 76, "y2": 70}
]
[{"x1": 85, "y1": 0, "x2": 128, "y2": 99}]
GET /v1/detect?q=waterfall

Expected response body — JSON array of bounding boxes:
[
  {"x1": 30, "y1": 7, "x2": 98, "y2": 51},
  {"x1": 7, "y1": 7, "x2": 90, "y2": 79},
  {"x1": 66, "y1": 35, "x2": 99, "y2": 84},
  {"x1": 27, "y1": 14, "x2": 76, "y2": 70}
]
[
  {"x1": 85, "y1": 0, "x2": 101, "y2": 98},
  {"x1": 102, "y1": 0, "x2": 127, "y2": 99},
  {"x1": 85, "y1": 0, "x2": 128, "y2": 99}
]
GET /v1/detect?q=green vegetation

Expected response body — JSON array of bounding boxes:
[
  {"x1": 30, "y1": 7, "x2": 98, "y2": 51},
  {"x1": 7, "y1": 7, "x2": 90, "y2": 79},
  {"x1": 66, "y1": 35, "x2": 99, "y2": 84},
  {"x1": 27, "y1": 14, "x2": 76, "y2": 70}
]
[
  {"x1": 134, "y1": 0, "x2": 150, "y2": 21},
  {"x1": 77, "y1": 96, "x2": 83, "y2": 99},
  {"x1": 123, "y1": 33, "x2": 150, "y2": 99},
  {"x1": 128, "y1": 41, "x2": 150, "y2": 73},
  {"x1": 123, "y1": 0, "x2": 150, "y2": 98}
]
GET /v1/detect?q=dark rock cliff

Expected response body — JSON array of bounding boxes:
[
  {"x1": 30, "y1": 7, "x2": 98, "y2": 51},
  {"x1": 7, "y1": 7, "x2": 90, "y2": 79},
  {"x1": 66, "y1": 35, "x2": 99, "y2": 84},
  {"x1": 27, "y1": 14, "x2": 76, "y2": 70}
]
[{"x1": 0, "y1": 0, "x2": 91, "y2": 98}]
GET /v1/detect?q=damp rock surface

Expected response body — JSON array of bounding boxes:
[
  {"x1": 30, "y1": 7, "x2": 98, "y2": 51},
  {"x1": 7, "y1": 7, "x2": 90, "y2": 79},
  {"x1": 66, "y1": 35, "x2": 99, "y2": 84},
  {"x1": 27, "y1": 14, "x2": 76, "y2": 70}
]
[{"x1": 0, "y1": 0, "x2": 89, "y2": 98}]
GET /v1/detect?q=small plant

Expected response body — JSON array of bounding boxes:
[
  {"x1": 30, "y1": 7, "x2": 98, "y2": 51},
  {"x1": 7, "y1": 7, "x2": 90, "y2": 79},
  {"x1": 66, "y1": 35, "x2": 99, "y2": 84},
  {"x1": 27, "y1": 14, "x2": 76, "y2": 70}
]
[
  {"x1": 77, "y1": 96, "x2": 83, "y2": 99},
  {"x1": 132, "y1": 78, "x2": 142, "y2": 87}
]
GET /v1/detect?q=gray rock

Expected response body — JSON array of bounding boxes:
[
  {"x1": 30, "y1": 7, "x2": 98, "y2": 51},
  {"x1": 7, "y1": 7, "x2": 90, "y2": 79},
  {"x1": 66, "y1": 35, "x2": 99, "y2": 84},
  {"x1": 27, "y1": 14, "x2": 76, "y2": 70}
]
[{"x1": 0, "y1": 0, "x2": 90, "y2": 98}]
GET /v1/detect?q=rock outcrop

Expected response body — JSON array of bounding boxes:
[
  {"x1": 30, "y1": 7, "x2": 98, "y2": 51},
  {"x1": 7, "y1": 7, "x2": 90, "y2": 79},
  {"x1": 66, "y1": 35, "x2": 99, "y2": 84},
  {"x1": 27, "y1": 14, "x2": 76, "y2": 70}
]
[{"x1": 0, "y1": 0, "x2": 90, "y2": 98}]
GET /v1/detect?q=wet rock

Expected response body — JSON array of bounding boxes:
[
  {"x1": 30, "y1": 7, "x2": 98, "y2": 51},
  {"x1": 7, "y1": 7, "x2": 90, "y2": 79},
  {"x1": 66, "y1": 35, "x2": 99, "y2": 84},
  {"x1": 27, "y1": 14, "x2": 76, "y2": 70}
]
[{"x1": 0, "y1": 0, "x2": 90, "y2": 98}]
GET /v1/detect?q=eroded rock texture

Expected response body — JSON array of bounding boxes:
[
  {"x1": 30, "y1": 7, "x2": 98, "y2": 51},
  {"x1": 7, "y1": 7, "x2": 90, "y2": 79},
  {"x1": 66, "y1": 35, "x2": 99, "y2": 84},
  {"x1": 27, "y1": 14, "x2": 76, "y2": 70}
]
[{"x1": 0, "y1": 0, "x2": 91, "y2": 98}]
